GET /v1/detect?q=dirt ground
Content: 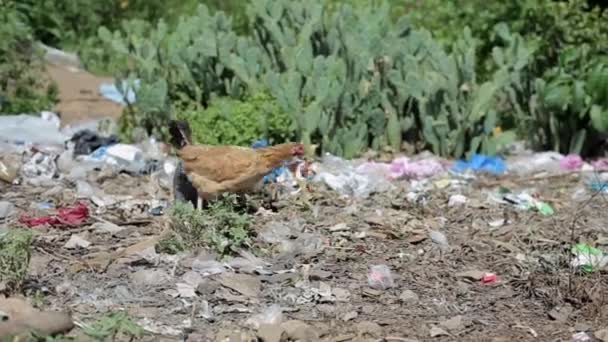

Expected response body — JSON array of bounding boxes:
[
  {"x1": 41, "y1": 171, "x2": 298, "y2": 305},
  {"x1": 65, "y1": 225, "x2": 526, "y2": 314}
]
[
  {"x1": 2, "y1": 165, "x2": 608, "y2": 341},
  {"x1": 45, "y1": 63, "x2": 123, "y2": 127}
]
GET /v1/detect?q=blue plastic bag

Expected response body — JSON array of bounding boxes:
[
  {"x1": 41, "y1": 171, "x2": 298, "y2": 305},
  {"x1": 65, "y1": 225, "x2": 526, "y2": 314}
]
[{"x1": 452, "y1": 154, "x2": 506, "y2": 175}]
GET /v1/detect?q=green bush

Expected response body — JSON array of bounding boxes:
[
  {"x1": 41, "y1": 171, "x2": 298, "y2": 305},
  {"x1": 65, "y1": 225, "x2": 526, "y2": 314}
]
[
  {"x1": 177, "y1": 92, "x2": 294, "y2": 146},
  {"x1": 0, "y1": 3, "x2": 58, "y2": 114}
]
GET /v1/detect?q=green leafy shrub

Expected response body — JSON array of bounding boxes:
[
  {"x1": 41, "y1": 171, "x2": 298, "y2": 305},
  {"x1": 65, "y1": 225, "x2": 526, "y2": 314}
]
[
  {"x1": 0, "y1": 229, "x2": 34, "y2": 292},
  {"x1": 178, "y1": 92, "x2": 294, "y2": 146},
  {"x1": 0, "y1": 3, "x2": 58, "y2": 114},
  {"x1": 168, "y1": 195, "x2": 253, "y2": 256}
]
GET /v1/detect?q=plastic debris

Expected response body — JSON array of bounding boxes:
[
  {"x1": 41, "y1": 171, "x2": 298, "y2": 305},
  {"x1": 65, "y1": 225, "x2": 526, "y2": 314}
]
[
  {"x1": 367, "y1": 264, "x2": 394, "y2": 290},
  {"x1": 388, "y1": 157, "x2": 445, "y2": 180},
  {"x1": 592, "y1": 159, "x2": 608, "y2": 171},
  {"x1": 448, "y1": 194, "x2": 467, "y2": 207},
  {"x1": 99, "y1": 79, "x2": 139, "y2": 105},
  {"x1": 560, "y1": 154, "x2": 584, "y2": 171},
  {"x1": 452, "y1": 154, "x2": 506, "y2": 175},
  {"x1": 0, "y1": 114, "x2": 68, "y2": 147},
  {"x1": 313, "y1": 154, "x2": 393, "y2": 198},
  {"x1": 571, "y1": 244, "x2": 608, "y2": 273},
  {"x1": 246, "y1": 304, "x2": 283, "y2": 329},
  {"x1": 70, "y1": 129, "x2": 119, "y2": 157},
  {"x1": 0, "y1": 159, "x2": 19, "y2": 183},
  {"x1": 498, "y1": 190, "x2": 555, "y2": 216},
  {"x1": 0, "y1": 201, "x2": 14, "y2": 219},
  {"x1": 481, "y1": 272, "x2": 497, "y2": 284},
  {"x1": 21, "y1": 152, "x2": 58, "y2": 185},
  {"x1": 429, "y1": 230, "x2": 450, "y2": 250},
  {"x1": 20, "y1": 202, "x2": 89, "y2": 227},
  {"x1": 572, "y1": 332, "x2": 592, "y2": 342}
]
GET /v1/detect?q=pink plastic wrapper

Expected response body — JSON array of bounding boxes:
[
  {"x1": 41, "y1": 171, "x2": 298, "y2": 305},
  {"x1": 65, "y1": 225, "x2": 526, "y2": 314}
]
[
  {"x1": 388, "y1": 157, "x2": 445, "y2": 180},
  {"x1": 559, "y1": 154, "x2": 584, "y2": 171},
  {"x1": 592, "y1": 159, "x2": 608, "y2": 171},
  {"x1": 367, "y1": 264, "x2": 394, "y2": 290}
]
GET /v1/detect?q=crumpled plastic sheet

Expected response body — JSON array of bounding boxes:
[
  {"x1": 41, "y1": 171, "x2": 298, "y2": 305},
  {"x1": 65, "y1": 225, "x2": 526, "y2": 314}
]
[
  {"x1": 387, "y1": 157, "x2": 446, "y2": 180},
  {"x1": 559, "y1": 154, "x2": 584, "y2": 171},
  {"x1": 99, "y1": 79, "x2": 139, "y2": 105},
  {"x1": 20, "y1": 202, "x2": 90, "y2": 227},
  {"x1": 312, "y1": 154, "x2": 394, "y2": 198},
  {"x1": 0, "y1": 114, "x2": 68, "y2": 146}
]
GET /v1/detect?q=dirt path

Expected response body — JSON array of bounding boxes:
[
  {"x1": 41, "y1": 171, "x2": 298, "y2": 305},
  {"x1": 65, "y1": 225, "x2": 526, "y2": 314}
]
[{"x1": 45, "y1": 63, "x2": 123, "y2": 127}]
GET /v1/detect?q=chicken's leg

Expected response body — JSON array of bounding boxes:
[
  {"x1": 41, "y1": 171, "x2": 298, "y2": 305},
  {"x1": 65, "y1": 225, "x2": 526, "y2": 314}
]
[{"x1": 196, "y1": 197, "x2": 203, "y2": 210}]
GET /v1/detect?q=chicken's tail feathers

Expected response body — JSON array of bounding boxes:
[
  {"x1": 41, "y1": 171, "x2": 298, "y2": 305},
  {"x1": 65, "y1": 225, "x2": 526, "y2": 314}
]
[{"x1": 168, "y1": 120, "x2": 192, "y2": 149}]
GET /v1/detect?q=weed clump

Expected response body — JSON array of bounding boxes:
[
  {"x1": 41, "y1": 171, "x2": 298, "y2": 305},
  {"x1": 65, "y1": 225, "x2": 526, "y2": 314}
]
[
  {"x1": 162, "y1": 194, "x2": 253, "y2": 256},
  {"x1": 0, "y1": 228, "x2": 34, "y2": 292}
]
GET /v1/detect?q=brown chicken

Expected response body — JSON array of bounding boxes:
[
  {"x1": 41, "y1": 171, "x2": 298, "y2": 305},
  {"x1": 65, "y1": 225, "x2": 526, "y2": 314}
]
[{"x1": 168, "y1": 120, "x2": 305, "y2": 209}]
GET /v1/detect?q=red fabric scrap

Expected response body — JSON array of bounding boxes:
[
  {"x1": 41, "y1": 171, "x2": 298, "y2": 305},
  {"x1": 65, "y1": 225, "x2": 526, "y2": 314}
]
[{"x1": 20, "y1": 202, "x2": 90, "y2": 227}]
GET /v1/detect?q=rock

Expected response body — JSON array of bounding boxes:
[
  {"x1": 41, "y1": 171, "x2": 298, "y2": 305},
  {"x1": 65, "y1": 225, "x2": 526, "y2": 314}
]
[
  {"x1": 448, "y1": 194, "x2": 467, "y2": 207},
  {"x1": 310, "y1": 269, "x2": 333, "y2": 280},
  {"x1": 456, "y1": 270, "x2": 486, "y2": 281},
  {"x1": 333, "y1": 287, "x2": 351, "y2": 302},
  {"x1": 91, "y1": 221, "x2": 124, "y2": 234},
  {"x1": 196, "y1": 280, "x2": 219, "y2": 296},
  {"x1": 281, "y1": 320, "x2": 319, "y2": 341},
  {"x1": 0, "y1": 201, "x2": 14, "y2": 219},
  {"x1": 399, "y1": 289, "x2": 419, "y2": 303},
  {"x1": 182, "y1": 271, "x2": 204, "y2": 287},
  {"x1": 130, "y1": 269, "x2": 171, "y2": 287},
  {"x1": 440, "y1": 315, "x2": 466, "y2": 332},
  {"x1": 257, "y1": 324, "x2": 285, "y2": 342},
  {"x1": 595, "y1": 329, "x2": 608, "y2": 342},
  {"x1": 342, "y1": 310, "x2": 358, "y2": 322},
  {"x1": 63, "y1": 234, "x2": 91, "y2": 249},
  {"x1": 176, "y1": 283, "x2": 197, "y2": 298},
  {"x1": 355, "y1": 321, "x2": 383, "y2": 338},
  {"x1": 329, "y1": 223, "x2": 349, "y2": 232},
  {"x1": 429, "y1": 326, "x2": 449, "y2": 337},
  {"x1": 219, "y1": 273, "x2": 262, "y2": 298},
  {"x1": 548, "y1": 305, "x2": 573, "y2": 322},
  {"x1": 429, "y1": 230, "x2": 449, "y2": 250}
]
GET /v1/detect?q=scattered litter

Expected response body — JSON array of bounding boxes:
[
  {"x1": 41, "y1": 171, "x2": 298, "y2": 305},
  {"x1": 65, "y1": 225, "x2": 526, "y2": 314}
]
[
  {"x1": 481, "y1": 272, "x2": 497, "y2": 284},
  {"x1": 0, "y1": 114, "x2": 68, "y2": 147},
  {"x1": 0, "y1": 157, "x2": 19, "y2": 183},
  {"x1": 452, "y1": 154, "x2": 506, "y2": 175},
  {"x1": 507, "y1": 151, "x2": 563, "y2": 175},
  {"x1": 498, "y1": 190, "x2": 555, "y2": 216},
  {"x1": 246, "y1": 305, "x2": 283, "y2": 329},
  {"x1": 367, "y1": 264, "x2": 394, "y2": 290},
  {"x1": 429, "y1": 230, "x2": 449, "y2": 250},
  {"x1": 70, "y1": 129, "x2": 119, "y2": 157},
  {"x1": 592, "y1": 159, "x2": 608, "y2": 171},
  {"x1": 21, "y1": 152, "x2": 58, "y2": 184},
  {"x1": 573, "y1": 332, "x2": 592, "y2": 342},
  {"x1": 448, "y1": 194, "x2": 467, "y2": 207},
  {"x1": 0, "y1": 201, "x2": 14, "y2": 219},
  {"x1": 571, "y1": 243, "x2": 608, "y2": 272},
  {"x1": 20, "y1": 202, "x2": 89, "y2": 227},
  {"x1": 63, "y1": 234, "x2": 91, "y2": 249},
  {"x1": 560, "y1": 154, "x2": 584, "y2": 171},
  {"x1": 388, "y1": 157, "x2": 445, "y2": 180},
  {"x1": 312, "y1": 154, "x2": 393, "y2": 198}
]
